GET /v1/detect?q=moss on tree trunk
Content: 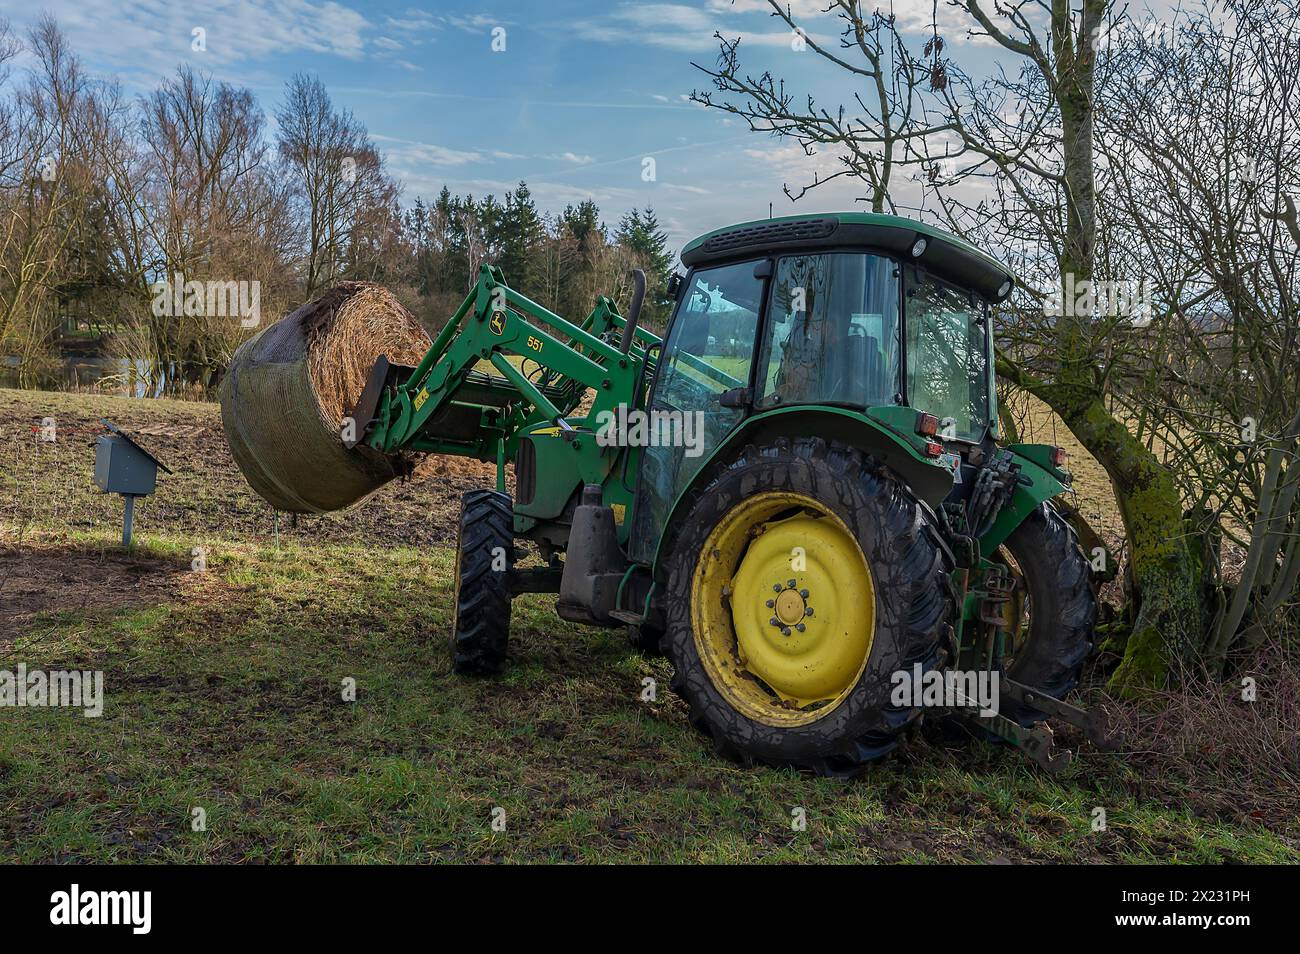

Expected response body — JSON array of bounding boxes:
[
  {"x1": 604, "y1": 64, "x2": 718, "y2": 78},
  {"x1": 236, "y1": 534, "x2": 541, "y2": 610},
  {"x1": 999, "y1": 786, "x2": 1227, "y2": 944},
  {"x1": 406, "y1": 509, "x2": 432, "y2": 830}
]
[{"x1": 1002, "y1": 368, "x2": 1207, "y2": 695}]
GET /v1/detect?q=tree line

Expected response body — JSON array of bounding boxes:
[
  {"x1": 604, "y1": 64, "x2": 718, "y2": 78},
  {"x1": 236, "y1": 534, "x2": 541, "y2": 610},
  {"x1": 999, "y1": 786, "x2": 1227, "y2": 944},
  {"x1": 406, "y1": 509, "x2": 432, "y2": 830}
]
[
  {"x1": 0, "y1": 15, "x2": 674, "y2": 389},
  {"x1": 404, "y1": 188, "x2": 674, "y2": 334}
]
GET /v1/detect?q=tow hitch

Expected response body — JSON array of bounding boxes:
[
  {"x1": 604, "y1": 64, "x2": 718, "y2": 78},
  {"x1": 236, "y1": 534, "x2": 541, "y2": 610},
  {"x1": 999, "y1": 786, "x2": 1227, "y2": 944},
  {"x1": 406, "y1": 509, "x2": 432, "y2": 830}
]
[{"x1": 954, "y1": 677, "x2": 1120, "y2": 773}]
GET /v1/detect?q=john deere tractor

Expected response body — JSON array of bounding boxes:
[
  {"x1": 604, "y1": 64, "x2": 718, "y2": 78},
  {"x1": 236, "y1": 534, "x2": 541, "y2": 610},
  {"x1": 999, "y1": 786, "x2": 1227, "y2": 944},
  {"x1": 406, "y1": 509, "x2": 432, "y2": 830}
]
[{"x1": 352, "y1": 212, "x2": 1108, "y2": 775}]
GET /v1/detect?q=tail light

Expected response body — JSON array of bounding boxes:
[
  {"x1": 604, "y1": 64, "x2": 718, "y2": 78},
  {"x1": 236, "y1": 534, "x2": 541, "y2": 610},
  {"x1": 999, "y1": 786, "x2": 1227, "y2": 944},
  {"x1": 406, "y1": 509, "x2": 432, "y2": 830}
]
[
  {"x1": 1050, "y1": 446, "x2": 1068, "y2": 468},
  {"x1": 924, "y1": 440, "x2": 944, "y2": 458},
  {"x1": 916, "y1": 412, "x2": 940, "y2": 437}
]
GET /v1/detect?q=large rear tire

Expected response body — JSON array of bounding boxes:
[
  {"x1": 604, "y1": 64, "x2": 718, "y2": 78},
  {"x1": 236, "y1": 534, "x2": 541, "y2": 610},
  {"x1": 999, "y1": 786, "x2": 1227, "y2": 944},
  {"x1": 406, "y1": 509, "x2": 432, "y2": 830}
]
[
  {"x1": 451, "y1": 489, "x2": 514, "y2": 676},
  {"x1": 997, "y1": 501, "x2": 1097, "y2": 721},
  {"x1": 661, "y1": 438, "x2": 955, "y2": 776}
]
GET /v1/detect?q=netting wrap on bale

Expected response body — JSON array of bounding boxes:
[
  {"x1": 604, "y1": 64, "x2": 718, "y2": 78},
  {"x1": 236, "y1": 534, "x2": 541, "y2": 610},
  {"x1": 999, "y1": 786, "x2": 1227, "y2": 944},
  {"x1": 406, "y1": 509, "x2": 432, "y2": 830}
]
[{"x1": 219, "y1": 282, "x2": 432, "y2": 514}]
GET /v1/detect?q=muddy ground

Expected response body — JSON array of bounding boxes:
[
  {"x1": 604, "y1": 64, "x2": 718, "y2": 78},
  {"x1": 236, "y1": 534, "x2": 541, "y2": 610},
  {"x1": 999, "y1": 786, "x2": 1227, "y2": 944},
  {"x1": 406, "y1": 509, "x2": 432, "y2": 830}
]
[
  {"x1": 1, "y1": 387, "x2": 1295, "y2": 863},
  {"x1": 0, "y1": 388, "x2": 504, "y2": 553}
]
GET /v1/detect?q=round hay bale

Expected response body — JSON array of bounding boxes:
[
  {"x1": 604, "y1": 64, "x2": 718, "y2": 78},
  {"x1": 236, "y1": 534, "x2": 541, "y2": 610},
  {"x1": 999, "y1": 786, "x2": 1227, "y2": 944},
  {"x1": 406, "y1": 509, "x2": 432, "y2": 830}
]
[{"x1": 219, "y1": 282, "x2": 432, "y2": 513}]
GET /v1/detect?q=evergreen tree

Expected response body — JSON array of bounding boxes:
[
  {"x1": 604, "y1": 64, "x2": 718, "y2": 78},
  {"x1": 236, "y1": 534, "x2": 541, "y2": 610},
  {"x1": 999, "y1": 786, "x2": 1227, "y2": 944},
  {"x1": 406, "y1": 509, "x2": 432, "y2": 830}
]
[
  {"x1": 443, "y1": 193, "x2": 478, "y2": 289},
  {"x1": 406, "y1": 187, "x2": 676, "y2": 327},
  {"x1": 406, "y1": 197, "x2": 433, "y2": 295},
  {"x1": 562, "y1": 199, "x2": 603, "y2": 250},
  {"x1": 496, "y1": 181, "x2": 544, "y2": 290},
  {"x1": 429, "y1": 186, "x2": 456, "y2": 293},
  {"x1": 407, "y1": 196, "x2": 429, "y2": 252},
  {"x1": 478, "y1": 193, "x2": 503, "y2": 261},
  {"x1": 615, "y1": 206, "x2": 672, "y2": 282},
  {"x1": 615, "y1": 206, "x2": 674, "y2": 325}
]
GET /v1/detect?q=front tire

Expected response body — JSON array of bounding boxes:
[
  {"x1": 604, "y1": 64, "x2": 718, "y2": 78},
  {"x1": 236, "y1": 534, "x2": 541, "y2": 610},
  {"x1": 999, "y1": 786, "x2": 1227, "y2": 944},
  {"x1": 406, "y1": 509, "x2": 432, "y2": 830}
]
[
  {"x1": 451, "y1": 489, "x2": 514, "y2": 675},
  {"x1": 662, "y1": 438, "x2": 955, "y2": 776}
]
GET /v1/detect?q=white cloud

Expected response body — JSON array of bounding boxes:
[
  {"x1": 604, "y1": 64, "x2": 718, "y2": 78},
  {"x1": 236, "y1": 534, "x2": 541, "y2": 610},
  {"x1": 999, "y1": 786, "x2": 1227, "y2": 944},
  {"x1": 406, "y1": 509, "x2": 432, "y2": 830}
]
[
  {"x1": 574, "y1": 0, "x2": 989, "y2": 57},
  {"x1": 385, "y1": 8, "x2": 439, "y2": 33},
  {"x1": 376, "y1": 139, "x2": 595, "y2": 174},
  {"x1": 709, "y1": 0, "x2": 828, "y2": 16},
  {"x1": 721, "y1": 0, "x2": 966, "y2": 35},
  {"x1": 373, "y1": 134, "x2": 484, "y2": 167},
  {"x1": 14, "y1": 0, "x2": 377, "y2": 78},
  {"x1": 573, "y1": 3, "x2": 742, "y2": 53},
  {"x1": 744, "y1": 142, "x2": 842, "y2": 178},
  {"x1": 442, "y1": 14, "x2": 511, "y2": 34}
]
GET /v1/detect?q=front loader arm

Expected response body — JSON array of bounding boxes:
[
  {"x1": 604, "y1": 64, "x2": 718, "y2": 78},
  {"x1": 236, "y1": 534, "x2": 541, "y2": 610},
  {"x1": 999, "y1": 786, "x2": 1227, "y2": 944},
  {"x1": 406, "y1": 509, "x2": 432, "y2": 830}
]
[{"x1": 353, "y1": 264, "x2": 656, "y2": 468}]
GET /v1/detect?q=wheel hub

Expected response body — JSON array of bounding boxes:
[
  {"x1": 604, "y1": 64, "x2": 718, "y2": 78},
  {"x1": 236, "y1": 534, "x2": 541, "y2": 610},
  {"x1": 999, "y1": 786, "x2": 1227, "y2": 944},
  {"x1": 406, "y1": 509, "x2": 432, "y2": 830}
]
[
  {"x1": 773, "y1": 586, "x2": 806, "y2": 627},
  {"x1": 691, "y1": 492, "x2": 876, "y2": 726}
]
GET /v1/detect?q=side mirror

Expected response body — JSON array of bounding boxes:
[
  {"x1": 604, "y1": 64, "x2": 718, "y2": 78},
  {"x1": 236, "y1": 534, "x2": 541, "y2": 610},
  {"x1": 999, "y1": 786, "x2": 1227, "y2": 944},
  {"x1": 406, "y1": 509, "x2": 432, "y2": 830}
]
[
  {"x1": 621, "y1": 268, "x2": 646, "y2": 354},
  {"x1": 666, "y1": 273, "x2": 683, "y2": 300}
]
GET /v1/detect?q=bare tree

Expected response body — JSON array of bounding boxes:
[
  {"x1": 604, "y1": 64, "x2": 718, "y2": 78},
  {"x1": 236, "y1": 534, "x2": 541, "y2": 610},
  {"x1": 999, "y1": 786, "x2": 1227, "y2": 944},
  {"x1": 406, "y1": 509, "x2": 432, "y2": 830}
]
[
  {"x1": 1095, "y1": 0, "x2": 1300, "y2": 670},
  {"x1": 130, "y1": 66, "x2": 295, "y2": 382},
  {"x1": 692, "y1": 0, "x2": 1222, "y2": 691},
  {"x1": 276, "y1": 74, "x2": 396, "y2": 295},
  {"x1": 691, "y1": 2, "x2": 936, "y2": 211},
  {"x1": 0, "y1": 16, "x2": 114, "y2": 373}
]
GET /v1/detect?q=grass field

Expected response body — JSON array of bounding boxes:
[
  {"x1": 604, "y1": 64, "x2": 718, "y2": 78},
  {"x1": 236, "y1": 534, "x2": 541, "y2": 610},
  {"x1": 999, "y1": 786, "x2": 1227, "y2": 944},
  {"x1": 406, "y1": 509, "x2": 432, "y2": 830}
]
[{"x1": 1, "y1": 388, "x2": 1295, "y2": 863}]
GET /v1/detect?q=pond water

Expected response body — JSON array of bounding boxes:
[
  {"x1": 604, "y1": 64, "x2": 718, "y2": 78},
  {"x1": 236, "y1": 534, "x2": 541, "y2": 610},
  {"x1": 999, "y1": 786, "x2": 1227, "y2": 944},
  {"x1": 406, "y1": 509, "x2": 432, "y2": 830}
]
[{"x1": 0, "y1": 356, "x2": 214, "y2": 398}]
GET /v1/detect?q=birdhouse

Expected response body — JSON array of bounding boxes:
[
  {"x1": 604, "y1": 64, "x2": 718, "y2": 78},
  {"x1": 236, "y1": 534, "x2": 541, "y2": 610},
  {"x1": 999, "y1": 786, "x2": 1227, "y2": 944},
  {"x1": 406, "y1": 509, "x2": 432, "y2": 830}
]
[{"x1": 93, "y1": 420, "x2": 172, "y2": 546}]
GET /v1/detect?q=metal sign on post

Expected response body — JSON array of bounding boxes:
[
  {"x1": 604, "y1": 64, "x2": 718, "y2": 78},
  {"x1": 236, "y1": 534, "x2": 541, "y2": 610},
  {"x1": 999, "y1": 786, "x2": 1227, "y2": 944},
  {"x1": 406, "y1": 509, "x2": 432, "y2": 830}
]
[{"x1": 93, "y1": 420, "x2": 172, "y2": 547}]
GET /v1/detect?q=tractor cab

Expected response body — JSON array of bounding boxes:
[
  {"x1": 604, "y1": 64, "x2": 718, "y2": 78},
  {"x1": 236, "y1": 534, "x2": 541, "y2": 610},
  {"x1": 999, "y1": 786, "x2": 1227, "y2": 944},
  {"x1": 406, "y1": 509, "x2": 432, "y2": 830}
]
[{"x1": 629, "y1": 212, "x2": 1015, "y2": 566}]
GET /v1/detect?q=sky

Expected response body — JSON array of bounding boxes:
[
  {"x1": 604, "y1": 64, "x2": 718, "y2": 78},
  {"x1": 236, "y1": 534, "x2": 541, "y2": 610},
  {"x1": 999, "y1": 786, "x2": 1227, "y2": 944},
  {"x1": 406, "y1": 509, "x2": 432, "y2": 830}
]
[{"x1": 5, "y1": 0, "x2": 1173, "y2": 254}]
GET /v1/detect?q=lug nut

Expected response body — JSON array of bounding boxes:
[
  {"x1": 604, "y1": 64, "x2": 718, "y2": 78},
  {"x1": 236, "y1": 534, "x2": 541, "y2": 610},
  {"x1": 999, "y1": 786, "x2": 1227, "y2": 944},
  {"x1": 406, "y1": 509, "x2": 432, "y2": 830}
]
[
  {"x1": 773, "y1": 583, "x2": 782, "y2": 593},
  {"x1": 781, "y1": 626, "x2": 791, "y2": 636},
  {"x1": 766, "y1": 599, "x2": 775, "y2": 608},
  {"x1": 770, "y1": 617, "x2": 780, "y2": 627},
  {"x1": 805, "y1": 607, "x2": 814, "y2": 617},
  {"x1": 796, "y1": 623, "x2": 806, "y2": 633},
  {"x1": 800, "y1": 589, "x2": 809, "y2": 598},
  {"x1": 787, "y1": 579, "x2": 796, "y2": 588}
]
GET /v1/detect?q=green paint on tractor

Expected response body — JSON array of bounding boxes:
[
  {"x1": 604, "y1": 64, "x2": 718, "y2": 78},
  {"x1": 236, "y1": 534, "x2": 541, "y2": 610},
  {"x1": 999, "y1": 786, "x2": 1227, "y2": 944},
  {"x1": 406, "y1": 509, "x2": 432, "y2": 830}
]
[{"x1": 340, "y1": 211, "x2": 1110, "y2": 774}]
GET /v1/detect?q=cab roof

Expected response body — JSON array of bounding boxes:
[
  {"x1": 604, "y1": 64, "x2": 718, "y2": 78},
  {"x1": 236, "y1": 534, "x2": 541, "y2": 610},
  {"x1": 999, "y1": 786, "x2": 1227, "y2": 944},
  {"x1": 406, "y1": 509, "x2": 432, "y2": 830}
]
[{"x1": 679, "y1": 212, "x2": 1014, "y2": 302}]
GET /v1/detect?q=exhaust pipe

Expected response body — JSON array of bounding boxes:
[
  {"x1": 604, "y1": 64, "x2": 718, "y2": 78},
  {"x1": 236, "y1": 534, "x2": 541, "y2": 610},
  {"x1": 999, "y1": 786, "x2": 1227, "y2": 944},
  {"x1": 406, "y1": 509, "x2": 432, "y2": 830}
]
[{"x1": 620, "y1": 268, "x2": 646, "y2": 354}]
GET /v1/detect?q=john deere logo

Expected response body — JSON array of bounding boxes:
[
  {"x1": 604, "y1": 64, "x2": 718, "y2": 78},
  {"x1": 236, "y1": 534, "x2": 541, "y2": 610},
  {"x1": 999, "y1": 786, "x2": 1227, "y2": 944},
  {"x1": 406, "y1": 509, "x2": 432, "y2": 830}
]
[{"x1": 489, "y1": 311, "x2": 505, "y2": 335}]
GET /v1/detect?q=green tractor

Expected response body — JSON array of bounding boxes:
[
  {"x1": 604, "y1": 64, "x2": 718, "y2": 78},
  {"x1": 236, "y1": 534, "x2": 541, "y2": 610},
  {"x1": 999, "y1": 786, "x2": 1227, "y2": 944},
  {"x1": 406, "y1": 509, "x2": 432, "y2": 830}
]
[{"x1": 352, "y1": 212, "x2": 1109, "y2": 775}]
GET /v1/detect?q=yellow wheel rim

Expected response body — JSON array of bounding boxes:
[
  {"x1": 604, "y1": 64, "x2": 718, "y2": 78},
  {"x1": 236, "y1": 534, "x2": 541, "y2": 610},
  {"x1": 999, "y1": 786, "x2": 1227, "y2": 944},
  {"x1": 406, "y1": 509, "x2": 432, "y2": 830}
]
[{"x1": 690, "y1": 492, "x2": 875, "y2": 727}]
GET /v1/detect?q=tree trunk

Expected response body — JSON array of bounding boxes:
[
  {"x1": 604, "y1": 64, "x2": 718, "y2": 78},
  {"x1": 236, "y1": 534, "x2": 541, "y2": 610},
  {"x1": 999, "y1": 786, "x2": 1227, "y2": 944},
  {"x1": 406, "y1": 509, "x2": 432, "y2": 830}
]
[
  {"x1": 999, "y1": 365, "x2": 1207, "y2": 693},
  {"x1": 1038, "y1": 0, "x2": 1206, "y2": 691},
  {"x1": 1062, "y1": 396, "x2": 1205, "y2": 692}
]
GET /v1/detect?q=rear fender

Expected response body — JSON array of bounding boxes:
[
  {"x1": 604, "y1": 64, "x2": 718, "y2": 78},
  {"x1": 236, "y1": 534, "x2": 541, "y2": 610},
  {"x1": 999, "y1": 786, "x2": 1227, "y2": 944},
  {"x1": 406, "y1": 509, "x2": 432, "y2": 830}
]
[
  {"x1": 649, "y1": 406, "x2": 955, "y2": 575},
  {"x1": 975, "y1": 448, "x2": 1067, "y2": 554}
]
